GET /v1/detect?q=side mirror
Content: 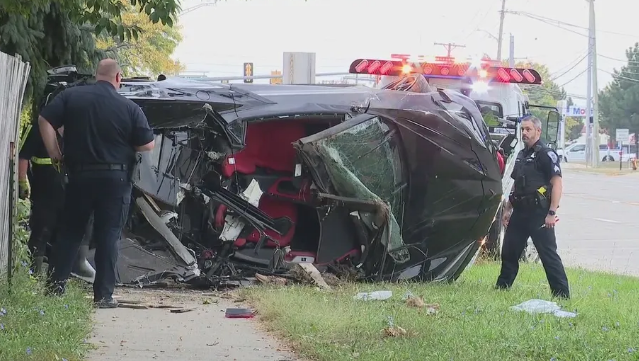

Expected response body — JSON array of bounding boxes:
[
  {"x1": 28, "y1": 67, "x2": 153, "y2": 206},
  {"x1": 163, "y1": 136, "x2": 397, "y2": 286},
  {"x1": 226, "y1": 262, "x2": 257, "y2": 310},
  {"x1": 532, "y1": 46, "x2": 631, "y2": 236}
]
[{"x1": 544, "y1": 110, "x2": 561, "y2": 148}]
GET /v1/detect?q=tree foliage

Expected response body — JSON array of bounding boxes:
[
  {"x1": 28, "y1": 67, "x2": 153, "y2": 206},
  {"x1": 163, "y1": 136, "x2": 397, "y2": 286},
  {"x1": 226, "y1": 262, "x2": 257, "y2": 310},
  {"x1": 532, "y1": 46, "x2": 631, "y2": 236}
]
[
  {"x1": 598, "y1": 42, "x2": 639, "y2": 147},
  {"x1": 512, "y1": 61, "x2": 567, "y2": 108},
  {"x1": 0, "y1": 0, "x2": 180, "y2": 106},
  {"x1": 96, "y1": 0, "x2": 185, "y2": 77}
]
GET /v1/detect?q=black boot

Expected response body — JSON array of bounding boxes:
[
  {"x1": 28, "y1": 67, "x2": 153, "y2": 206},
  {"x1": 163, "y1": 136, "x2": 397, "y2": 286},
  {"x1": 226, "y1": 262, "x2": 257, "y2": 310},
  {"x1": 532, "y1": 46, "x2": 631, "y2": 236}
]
[
  {"x1": 45, "y1": 279, "x2": 66, "y2": 297},
  {"x1": 94, "y1": 296, "x2": 118, "y2": 309}
]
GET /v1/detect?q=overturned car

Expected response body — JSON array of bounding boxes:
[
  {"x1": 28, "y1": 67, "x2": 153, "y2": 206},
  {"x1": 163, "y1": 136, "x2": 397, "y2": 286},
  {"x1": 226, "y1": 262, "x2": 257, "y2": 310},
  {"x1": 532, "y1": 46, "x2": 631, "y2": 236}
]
[{"x1": 40, "y1": 66, "x2": 503, "y2": 287}]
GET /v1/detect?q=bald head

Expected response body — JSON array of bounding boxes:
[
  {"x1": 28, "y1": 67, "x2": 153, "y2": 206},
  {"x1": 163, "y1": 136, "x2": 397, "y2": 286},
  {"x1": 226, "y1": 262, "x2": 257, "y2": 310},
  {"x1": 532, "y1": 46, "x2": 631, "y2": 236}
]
[{"x1": 96, "y1": 59, "x2": 122, "y2": 87}]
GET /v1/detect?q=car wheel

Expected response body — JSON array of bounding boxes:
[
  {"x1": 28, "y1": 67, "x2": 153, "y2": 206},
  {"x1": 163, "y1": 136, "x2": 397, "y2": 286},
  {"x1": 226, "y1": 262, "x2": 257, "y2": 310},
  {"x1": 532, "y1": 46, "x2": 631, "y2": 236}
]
[{"x1": 602, "y1": 155, "x2": 614, "y2": 162}]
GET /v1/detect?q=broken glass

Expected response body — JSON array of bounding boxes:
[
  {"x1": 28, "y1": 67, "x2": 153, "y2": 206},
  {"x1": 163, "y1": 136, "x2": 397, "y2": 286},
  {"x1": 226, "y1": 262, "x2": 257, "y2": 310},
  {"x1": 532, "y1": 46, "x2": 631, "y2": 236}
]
[{"x1": 311, "y1": 117, "x2": 409, "y2": 263}]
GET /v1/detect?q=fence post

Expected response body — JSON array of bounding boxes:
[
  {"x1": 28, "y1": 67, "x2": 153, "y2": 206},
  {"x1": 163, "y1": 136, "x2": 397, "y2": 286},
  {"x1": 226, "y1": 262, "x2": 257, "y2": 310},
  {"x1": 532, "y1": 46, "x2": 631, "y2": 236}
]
[{"x1": 0, "y1": 51, "x2": 31, "y2": 283}]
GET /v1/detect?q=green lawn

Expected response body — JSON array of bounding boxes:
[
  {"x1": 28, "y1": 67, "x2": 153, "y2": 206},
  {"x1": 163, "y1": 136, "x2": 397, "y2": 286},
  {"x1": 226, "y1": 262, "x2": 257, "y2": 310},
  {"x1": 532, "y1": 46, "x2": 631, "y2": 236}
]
[
  {"x1": 0, "y1": 268, "x2": 93, "y2": 361},
  {"x1": 245, "y1": 261, "x2": 639, "y2": 361},
  {"x1": 0, "y1": 199, "x2": 94, "y2": 361}
]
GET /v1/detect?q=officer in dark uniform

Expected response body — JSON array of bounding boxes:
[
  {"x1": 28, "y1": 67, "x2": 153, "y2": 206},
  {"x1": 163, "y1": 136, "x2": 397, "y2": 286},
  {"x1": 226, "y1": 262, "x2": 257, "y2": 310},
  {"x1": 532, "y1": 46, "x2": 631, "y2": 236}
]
[
  {"x1": 18, "y1": 124, "x2": 96, "y2": 281},
  {"x1": 38, "y1": 59, "x2": 155, "y2": 308},
  {"x1": 495, "y1": 115, "x2": 570, "y2": 299}
]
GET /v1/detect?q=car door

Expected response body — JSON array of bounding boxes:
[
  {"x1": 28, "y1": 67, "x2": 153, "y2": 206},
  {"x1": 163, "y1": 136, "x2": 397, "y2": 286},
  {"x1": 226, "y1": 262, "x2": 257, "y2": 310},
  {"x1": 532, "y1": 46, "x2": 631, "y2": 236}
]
[{"x1": 568, "y1": 144, "x2": 586, "y2": 162}]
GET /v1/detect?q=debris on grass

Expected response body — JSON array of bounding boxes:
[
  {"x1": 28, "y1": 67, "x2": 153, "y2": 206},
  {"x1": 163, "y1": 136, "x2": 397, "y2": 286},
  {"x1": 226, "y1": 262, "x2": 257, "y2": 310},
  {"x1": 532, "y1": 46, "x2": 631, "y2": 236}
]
[
  {"x1": 292, "y1": 264, "x2": 332, "y2": 290},
  {"x1": 255, "y1": 273, "x2": 288, "y2": 286},
  {"x1": 510, "y1": 299, "x2": 577, "y2": 318},
  {"x1": 405, "y1": 296, "x2": 426, "y2": 308},
  {"x1": 354, "y1": 291, "x2": 392, "y2": 301},
  {"x1": 382, "y1": 325, "x2": 408, "y2": 337}
]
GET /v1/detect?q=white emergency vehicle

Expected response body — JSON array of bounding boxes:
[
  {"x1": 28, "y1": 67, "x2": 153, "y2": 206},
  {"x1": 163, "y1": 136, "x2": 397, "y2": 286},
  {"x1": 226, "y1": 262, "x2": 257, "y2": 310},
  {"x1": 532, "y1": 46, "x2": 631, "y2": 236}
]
[{"x1": 348, "y1": 55, "x2": 562, "y2": 262}]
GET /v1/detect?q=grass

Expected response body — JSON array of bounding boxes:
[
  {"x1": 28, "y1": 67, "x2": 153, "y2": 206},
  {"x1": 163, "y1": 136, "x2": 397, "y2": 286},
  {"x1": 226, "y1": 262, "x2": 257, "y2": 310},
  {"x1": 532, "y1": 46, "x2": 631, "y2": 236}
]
[
  {"x1": 0, "y1": 199, "x2": 94, "y2": 361},
  {"x1": 564, "y1": 161, "x2": 638, "y2": 176},
  {"x1": 244, "y1": 261, "x2": 639, "y2": 361}
]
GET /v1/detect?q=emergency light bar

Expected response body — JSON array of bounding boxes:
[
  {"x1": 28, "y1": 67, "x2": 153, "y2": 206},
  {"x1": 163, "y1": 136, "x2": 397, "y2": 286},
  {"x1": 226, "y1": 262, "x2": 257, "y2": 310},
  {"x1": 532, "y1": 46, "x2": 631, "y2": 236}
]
[{"x1": 348, "y1": 59, "x2": 543, "y2": 85}]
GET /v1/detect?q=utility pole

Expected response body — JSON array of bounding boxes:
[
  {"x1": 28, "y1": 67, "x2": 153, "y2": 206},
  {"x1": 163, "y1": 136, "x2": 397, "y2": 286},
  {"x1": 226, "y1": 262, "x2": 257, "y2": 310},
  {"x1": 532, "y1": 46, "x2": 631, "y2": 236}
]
[
  {"x1": 496, "y1": 0, "x2": 507, "y2": 61},
  {"x1": 509, "y1": 34, "x2": 515, "y2": 67},
  {"x1": 585, "y1": 0, "x2": 594, "y2": 167},
  {"x1": 434, "y1": 42, "x2": 466, "y2": 58},
  {"x1": 590, "y1": 0, "x2": 600, "y2": 167}
]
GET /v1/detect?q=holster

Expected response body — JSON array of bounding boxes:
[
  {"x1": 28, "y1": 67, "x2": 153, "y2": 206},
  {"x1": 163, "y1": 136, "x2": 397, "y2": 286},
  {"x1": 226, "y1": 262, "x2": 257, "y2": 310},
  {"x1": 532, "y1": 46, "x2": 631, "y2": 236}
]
[{"x1": 510, "y1": 193, "x2": 550, "y2": 211}]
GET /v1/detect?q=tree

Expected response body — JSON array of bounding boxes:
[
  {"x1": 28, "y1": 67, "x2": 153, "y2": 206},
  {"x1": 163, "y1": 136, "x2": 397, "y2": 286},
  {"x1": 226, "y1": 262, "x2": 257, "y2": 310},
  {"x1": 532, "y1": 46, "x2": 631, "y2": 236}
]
[
  {"x1": 0, "y1": 0, "x2": 180, "y2": 105},
  {"x1": 96, "y1": 0, "x2": 185, "y2": 77},
  {"x1": 598, "y1": 42, "x2": 639, "y2": 152},
  {"x1": 505, "y1": 61, "x2": 567, "y2": 108}
]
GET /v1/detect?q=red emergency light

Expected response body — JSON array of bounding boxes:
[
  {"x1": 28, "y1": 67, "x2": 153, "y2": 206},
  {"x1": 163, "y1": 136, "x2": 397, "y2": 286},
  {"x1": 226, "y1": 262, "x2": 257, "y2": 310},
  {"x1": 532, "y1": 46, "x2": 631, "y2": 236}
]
[{"x1": 348, "y1": 59, "x2": 543, "y2": 85}]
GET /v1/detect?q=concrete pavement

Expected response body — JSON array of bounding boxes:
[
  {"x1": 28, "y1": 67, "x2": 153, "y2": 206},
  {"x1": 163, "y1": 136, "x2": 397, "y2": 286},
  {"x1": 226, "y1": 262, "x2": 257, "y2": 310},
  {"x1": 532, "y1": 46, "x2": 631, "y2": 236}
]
[{"x1": 86, "y1": 289, "x2": 298, "y2": 361}]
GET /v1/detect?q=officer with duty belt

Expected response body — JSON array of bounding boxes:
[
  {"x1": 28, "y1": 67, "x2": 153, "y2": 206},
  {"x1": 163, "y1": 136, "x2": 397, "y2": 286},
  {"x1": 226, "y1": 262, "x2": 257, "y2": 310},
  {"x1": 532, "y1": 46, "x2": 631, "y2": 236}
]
[
  {"x1": 38, "y1": 59, "x2": 155, "y2": 308},
  {"x1": 495, "y1": 115, "x2": 570, "y2": 299},
  {"x1": 18, "y1": 123, "x2": 96, "y2": 282}
]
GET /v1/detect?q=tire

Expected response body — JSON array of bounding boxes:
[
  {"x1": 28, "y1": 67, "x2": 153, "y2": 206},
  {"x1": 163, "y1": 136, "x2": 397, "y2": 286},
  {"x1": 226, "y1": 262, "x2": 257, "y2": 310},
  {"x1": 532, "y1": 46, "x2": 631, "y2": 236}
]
[{"x1": 602, "y1": 155, "x2": 614, "y2": 162}]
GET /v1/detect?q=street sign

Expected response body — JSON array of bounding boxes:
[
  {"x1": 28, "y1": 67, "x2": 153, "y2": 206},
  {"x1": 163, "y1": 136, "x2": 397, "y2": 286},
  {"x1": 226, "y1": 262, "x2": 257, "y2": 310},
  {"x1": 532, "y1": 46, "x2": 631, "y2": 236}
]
[
  {"x1": 243, "y1": 62, "x2": 253, "y2": 84},
  {"x1": 270, "y1": 70, "x2": 282, "y2": 84},
  {"x1": 616, "y1": 128, "x2": 630, "y2": 142}
]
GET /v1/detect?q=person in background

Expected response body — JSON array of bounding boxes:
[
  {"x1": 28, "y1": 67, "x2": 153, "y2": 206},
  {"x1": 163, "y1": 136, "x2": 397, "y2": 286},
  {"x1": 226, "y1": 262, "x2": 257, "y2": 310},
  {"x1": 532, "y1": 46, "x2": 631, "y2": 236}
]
[
  {"x1": 39, "y1": 58, "x2": 155, "y2": 308},
  {"x1": 18, "y1": 124, "x2": 96, "y2": 281}
]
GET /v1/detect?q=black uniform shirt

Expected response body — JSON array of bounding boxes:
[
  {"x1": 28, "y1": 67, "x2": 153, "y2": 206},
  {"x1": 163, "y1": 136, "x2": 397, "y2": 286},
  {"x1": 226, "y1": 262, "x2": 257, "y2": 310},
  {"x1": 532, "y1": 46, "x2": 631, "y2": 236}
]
[
  {"x1": 19, "y1": 125, "x2": 65, "y2": 203},
  {"x1": 511, "y1": 140, "x2": 562, "y2": 183},
  {"x1": 19, "y1": 125, "x2": 49, "y2": 161},
  {"x1": 39, "y1": 80, "x2": 154, "y2": 167}
]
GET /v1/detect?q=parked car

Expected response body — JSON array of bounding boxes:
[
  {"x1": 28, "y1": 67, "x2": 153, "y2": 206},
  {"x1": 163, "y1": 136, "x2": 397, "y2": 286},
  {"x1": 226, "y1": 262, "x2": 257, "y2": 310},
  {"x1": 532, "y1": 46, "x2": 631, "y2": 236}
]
[{"x1": 557, "y1": 143, "x2": 622, "y2": 162}]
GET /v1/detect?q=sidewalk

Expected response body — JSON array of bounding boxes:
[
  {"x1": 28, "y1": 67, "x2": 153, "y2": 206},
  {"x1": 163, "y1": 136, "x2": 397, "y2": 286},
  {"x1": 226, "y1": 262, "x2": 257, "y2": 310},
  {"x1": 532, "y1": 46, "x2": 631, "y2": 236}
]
[{"x1": 86, "y1": 288, "x2": 298, "y2": 361}]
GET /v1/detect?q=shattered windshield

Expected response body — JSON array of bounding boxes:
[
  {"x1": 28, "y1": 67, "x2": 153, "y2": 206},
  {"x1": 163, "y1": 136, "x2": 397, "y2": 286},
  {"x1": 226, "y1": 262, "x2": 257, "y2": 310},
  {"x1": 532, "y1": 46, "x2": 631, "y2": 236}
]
[{"x1": 310, "y1": 116, "x2": 408, "y2": 263}]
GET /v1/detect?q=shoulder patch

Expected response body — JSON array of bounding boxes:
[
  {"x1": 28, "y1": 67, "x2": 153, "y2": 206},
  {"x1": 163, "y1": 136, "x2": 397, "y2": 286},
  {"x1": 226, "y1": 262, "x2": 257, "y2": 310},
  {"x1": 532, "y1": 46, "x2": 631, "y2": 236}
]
[{"x1": 547, "y1": 150, "x2": 558, "y2": 164}]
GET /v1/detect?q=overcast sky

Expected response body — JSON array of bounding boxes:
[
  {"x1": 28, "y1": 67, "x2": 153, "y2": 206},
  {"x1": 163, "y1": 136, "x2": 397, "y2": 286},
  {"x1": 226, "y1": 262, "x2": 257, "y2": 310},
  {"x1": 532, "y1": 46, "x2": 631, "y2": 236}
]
[{"x1": 173, "y1": 0, "x2": 638, "y2": 105}]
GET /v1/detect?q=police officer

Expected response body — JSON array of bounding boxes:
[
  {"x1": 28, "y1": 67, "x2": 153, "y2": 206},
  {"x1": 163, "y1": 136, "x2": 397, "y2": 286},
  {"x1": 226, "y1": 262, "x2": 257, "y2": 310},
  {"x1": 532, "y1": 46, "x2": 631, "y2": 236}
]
[
  {"x1": 38, "y1": 59, "x2": 155, "y2": 308},
  {"x1": 18, "y1": 124, "x2": 96, "y2": 281},
  {"x1": 495, "y1": 115, "x2": 570, "y2": 299}
]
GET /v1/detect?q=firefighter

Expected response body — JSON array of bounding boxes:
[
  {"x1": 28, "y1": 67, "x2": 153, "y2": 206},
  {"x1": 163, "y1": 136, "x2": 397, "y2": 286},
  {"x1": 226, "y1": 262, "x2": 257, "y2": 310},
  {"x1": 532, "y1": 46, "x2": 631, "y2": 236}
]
[
  {"x1": 18, "y1": 123, "x2": 96, "y2": 282},
  {"x1": 495, "y1": 115, "x2": 570, "y2": 299}
]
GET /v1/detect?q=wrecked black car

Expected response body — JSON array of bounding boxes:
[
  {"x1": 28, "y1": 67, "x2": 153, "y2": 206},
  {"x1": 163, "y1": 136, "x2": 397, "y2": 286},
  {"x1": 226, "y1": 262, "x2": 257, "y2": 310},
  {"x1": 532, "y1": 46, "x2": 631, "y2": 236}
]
[{"x1": 38, "y1": 66, "x2": 503, "y2": 288}]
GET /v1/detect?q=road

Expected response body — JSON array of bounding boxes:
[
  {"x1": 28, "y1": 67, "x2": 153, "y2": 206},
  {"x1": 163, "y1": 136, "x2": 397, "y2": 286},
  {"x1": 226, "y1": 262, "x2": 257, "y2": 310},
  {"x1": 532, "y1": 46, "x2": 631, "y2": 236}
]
[{"x1": 556, "y1": 167, "x2": 639, "y2": 276}]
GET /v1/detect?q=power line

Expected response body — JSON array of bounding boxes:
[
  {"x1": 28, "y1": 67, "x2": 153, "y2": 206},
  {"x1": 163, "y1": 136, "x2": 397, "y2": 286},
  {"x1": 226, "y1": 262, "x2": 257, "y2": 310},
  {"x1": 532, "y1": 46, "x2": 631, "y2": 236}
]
[
  {"x1": 506, "y1": 10, "x2": 639, "y2": 38},
  {"x1": 550, "y1": 51, "x2": 590, "y2": 82},
  {"x1": 558, "y1": 68, "x2": 588, "y2": 88},
  {"x1": 599, "y1": 54, "x2": 639, "y2": 65},
  {"x1": 597, "y1": 69, "x2": 639, "y2": 83}
]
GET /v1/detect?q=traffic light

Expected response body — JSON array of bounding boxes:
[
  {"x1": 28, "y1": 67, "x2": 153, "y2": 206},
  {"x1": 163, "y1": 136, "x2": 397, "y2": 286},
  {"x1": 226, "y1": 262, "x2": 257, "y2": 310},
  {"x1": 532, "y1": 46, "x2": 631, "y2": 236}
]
[{"x1": 243, "y1": 62, "x2": 253, "y2": 84}]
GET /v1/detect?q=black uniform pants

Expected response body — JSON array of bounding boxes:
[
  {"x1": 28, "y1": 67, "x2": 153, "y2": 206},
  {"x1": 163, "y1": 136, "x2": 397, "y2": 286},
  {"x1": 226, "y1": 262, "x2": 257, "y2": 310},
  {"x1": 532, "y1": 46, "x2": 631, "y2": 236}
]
[
  {"x1": 496, "y1": 208, "x2": 570, "y2": 298},
  {"x1": 28, "y1": 165, "x2": 93, "y2": 260},
  {"x1": 49, "y1": 170, "x2": 132, "y2": 300}
]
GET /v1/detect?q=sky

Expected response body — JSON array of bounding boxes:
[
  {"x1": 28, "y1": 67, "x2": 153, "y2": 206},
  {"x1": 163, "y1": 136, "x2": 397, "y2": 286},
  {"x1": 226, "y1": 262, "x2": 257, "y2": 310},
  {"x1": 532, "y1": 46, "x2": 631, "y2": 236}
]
[{"x1": 172, "y1": 0, "x2": 639, "y2": 106}]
